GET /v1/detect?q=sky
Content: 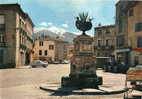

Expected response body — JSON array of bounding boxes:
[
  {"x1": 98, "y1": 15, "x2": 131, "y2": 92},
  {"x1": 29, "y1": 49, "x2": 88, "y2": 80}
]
[{"x1": 0, "y1": 0, "x2": 119, "y2": 35}]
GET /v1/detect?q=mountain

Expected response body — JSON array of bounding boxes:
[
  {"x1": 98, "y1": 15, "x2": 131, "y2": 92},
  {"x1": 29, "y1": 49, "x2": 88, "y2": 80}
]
[{"x1": 33, "y1": 29, "x2": 77, "y2": 44}]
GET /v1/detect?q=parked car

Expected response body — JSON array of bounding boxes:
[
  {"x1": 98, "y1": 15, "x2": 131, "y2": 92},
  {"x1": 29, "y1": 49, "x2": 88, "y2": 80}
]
[
  {"x1": 136, "y1": 64, "x2": 142, "y2": 68},
  {"x1": 30, "y1": 60, "x2": 48, "y2": 68},
  {"x1": 61, "y1": 60, "x2": 70, "y2": 64},
  {"x1": 53, "y1": 61, "x2": 60, "y2": 64}
]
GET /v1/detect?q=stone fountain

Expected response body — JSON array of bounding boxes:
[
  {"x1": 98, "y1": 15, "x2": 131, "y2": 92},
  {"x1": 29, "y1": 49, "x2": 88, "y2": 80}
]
[{"x1": 61, "y1": 13, "x2": 102, "y2": 88}]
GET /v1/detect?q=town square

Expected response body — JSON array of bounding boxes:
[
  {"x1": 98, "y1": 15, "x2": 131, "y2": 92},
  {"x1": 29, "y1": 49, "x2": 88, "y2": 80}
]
[{"x1": 0, "y1": 0, "x2": 142, "y2": 99}]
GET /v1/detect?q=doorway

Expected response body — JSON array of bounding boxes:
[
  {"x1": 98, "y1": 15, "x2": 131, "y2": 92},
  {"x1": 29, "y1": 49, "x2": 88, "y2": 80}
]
[{"x1": 25, "y1": 52, "x2": 30, "y2": 65}]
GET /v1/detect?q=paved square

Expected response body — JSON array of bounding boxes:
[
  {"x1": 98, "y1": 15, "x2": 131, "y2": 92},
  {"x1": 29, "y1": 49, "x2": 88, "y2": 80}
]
[{"x1": 0, "y1": 64, "x2": 126, "y2": 99}]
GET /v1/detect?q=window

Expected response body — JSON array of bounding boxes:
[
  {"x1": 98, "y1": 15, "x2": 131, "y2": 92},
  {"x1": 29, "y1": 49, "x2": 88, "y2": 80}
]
[
  {"x1": 118, "y1": 19, "x2": 122, "y2": 33},
  {"x1": 44, "y1": 50, "x2": 48, "y2": 56},
  {"x1": 106, "y1": 29, "x2": 110, "y2": 34},
  {"x1": 0, "y1": 15, "x2": 5, "y2": 25},
  {"x1": 97, "y1": 30, "x2": 102, "y2": 36},
  {"x1": 106, "y1": 40, "x2": 109, "y2": 46},
  {"x1": 117, "y1": 36, "x2": 125, "y2": 47},
  {"x1": 135, "y1": 22, "x2": 142, "y2": 32},
  {"x1": 19, "y1": 18, "x2": 25, "y2": 27},
  {"x1": 0, "y1": 34, "x2": 4, "y2": 43},
  {"x1": 0, "y1": 50, "x2": 4, "y2": 64},
  {"x1": 49, "y1": 45, "x2": 54, "y2": 50},
  {"x1": 0, "y1": 15, "x2": 5, "y2": 43},
  {"x1": 39, "y1": 41, "x2": 43, "y2": 46},
  {"x1": 97, "y1": 53, "x2": 100, "y2": 56},
  {"x1": 39, "y1": 50, "x2": 42, "y2": 55},
  {"x1": 137, "y1": 37, "x2": 142, "y2": 48},
  {"x1": 98, "y1": 40, "x2": 102, "y2": 46},
  {"x1": 128, "y1": 9, "x2": 133, "y2": 16}
]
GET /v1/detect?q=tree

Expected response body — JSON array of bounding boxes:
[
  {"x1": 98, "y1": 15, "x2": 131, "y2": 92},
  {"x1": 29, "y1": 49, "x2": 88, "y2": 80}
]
[{"x1": 75, "y1": 12, "x2": 93, "y2": 35}]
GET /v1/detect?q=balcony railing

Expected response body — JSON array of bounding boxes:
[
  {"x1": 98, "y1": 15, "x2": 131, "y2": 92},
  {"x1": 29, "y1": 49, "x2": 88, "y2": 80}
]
[
  {"x1": 0, "y1": 42, "x2": 7, "y2": 47},
  {"x1": 94, "y1": 45, "x2": 114, "y2": 50}
]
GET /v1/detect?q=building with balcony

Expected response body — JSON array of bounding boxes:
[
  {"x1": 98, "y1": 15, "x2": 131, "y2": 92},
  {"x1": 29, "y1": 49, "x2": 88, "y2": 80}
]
[
  {"x1": 94, "y1": 24, "x2": 116, "y2": 67},
  {"x1": 0, "y1": 4, "x2": 34, "y2": 68},
  {"x1": 115, "y1": 1, "x2": 142, "y2": 66},
  {"x1": 127, "y1": 1, "x2": 142, "y2": 65},
  {"x1": 32, "y1": 37, "x2": 68, "y2": 63},
  {"x1": 115, "y1": 1, "x2": 131, "y2": 66}
]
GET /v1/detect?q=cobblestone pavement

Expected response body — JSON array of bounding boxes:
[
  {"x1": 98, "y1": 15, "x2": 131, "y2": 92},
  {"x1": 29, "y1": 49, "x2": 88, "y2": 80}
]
[{"x1": 0, "y1": 64, "x2": 126, "y2": 99}]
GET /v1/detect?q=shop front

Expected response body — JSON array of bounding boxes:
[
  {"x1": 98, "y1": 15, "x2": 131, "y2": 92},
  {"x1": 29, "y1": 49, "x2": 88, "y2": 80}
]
[{"x1": 115, "y1": 48, "x2": 131, "y2": 66}]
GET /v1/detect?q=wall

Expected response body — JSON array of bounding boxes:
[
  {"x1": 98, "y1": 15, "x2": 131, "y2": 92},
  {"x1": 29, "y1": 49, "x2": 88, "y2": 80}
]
[{"x1": 0, "y1": 9, "x2": 16, "y2": 67}]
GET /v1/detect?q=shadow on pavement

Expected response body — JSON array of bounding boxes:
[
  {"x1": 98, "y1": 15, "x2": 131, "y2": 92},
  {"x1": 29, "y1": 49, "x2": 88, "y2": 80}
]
[{"x1": 40, "y1": 86, "x2": 127, "y2": 96}]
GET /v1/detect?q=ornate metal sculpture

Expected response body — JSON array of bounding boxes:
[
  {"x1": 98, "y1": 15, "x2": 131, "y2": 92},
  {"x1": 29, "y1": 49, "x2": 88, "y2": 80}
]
[{"x1": 75, "y1": 12, "x2": 93, "y2": 35}]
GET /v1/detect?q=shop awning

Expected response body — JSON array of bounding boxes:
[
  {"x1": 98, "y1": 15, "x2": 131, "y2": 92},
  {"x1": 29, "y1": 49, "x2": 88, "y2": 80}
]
[
  {"x1": 134, "y1": 48, "x2": 142, "y2": 51},
  {"x1": 115, "y1": 48, "x2": 130, "y2": 53}
]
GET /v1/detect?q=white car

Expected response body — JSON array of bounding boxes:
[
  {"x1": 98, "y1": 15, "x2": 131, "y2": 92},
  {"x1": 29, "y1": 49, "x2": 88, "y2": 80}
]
[
  {"x1": 136, "y1": 64, "x2": 142, "y2": 68},
  {"x1": 61, "y1": 60, "x2": 70, "y2": 64},
  {"x1": 30, "y1": 60, "x2": 48, "y2": 68}
]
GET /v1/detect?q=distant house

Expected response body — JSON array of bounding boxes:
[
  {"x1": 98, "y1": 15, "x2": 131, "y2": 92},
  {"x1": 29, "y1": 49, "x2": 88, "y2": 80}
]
[
  {"x1": 94, "y1": 25, "x2": 116, "y2": 67},
  {"x1": 67, "y1": 45, "x2": 74, "y2": 60},
  {"x1": 32, "y1": 37, "x2": 68, "y2": 63}
]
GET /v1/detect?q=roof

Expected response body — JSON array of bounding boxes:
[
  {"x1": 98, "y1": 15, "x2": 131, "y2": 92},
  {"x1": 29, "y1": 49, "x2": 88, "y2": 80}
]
[
  {"x1": 95, "y1": 24, "x2": 115, "y2": 30},
  {"x1": 115, "y1": 1, "x2": 139, "y2": 12},
  {"x1": 36, "y1": 37, "x2": 68, "y2": 43},
  {"x1": 74, "y1": 34, "x2": 93, "y2": 42},
  {"x1": 0, "y1": 3, "x2": 34, "y2": 27},
  {"x1": 54, "y1": 38, "x2": 68, "y2": 43}
]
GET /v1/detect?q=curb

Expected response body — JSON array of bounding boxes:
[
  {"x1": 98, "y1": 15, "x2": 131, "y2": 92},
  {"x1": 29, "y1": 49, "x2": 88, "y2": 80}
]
[{"x1": 16, "y1": 66, "x2": 32, "y2": 69}]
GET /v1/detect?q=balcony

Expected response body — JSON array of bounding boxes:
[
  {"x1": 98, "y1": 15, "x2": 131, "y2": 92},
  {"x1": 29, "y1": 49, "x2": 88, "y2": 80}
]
[
  {"x1": 0, "y1": 42, "x2": 7, "y2": 47},
  {"x1": 105, "y1": 45, "x2": 115, "y2": 50},
  {"x1": 94, "y1": 45, "x2": 114, "y2": 50}
]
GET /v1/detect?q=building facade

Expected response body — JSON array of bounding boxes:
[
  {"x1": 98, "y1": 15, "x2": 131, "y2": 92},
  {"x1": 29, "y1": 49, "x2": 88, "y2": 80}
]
[
  {"x1": 115, "y1": 1, "x2": 131, "y2": 66},
  {"x1": 115, "y1": 1, "x2": 142, "y2": 66},
  {"x1": 67, "y1": 45, "x2": 74, "y2": 60},
  {"x1": 127, "y1": 1, "x2": 142, "y2": 65},
  {"x1": 0, "y1": 4, "x2": 34, "y2": 68},
  {"x1": 32, "y1": 37, "x2": 68, "y2": 63},
  {"x1": 94, "y1": 25, "x2": 116, "y2": 66}
]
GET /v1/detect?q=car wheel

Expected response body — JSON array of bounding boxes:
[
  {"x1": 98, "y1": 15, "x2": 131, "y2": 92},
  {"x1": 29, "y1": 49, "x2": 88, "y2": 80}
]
[
  {"x1": 42, "y1": 65, "x2": 46, "y2": 68},
  {"x1": 32, "y1": 66, "x2": 36, "y2": 68}
]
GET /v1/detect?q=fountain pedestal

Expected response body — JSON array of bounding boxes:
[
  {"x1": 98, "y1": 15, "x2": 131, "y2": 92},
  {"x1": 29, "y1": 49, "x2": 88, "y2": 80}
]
[{"x1": 61, "y1": 34, "x2": 102, "y2": 88}]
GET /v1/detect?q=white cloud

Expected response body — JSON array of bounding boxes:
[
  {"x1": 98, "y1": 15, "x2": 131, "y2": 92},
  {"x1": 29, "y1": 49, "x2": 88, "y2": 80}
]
[
  {"x1": 47, "y1": 22, "x2": 53, "y2": 26},
  {"x1": 48, "y1": 26, "x2": 66, "y2": 35},
  {"x1": 39, "y1": 22, "x2": 48, "y2": 26},
  {"x1": 62, "y1": 24, "x2": 69, "y2": 28}
]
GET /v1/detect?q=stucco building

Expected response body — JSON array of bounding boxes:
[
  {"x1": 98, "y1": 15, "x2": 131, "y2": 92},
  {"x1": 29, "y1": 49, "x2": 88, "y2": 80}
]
[
  {"x1": 94, "y1": 25, "x2": 116, "y2": 66},
  {"x1": 0, "y1": 4, "x2": 34, "y2": 68},
  {"x1": 32, "y1": 37, "x2": 68, "y2": 63},
  {"x1": 127, "y1": 1, "x2": 142, "y2": 65},
  {"x1": 115, "y1": 1, "x2": 142, "y2": 66}
]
